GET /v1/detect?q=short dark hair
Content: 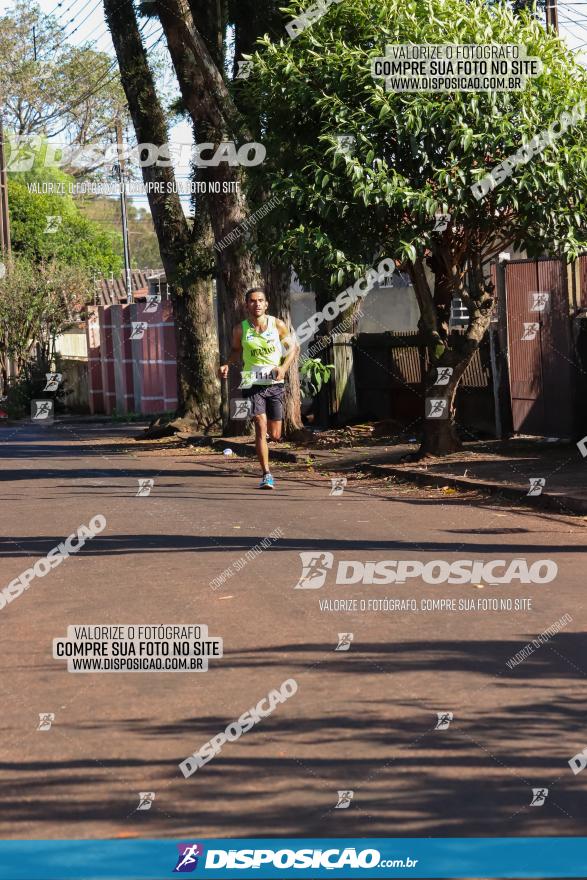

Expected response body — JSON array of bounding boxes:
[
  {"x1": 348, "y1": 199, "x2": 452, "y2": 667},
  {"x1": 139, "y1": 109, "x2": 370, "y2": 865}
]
[{"x1": 244, "y1": 287, "x2": 266, "y2": 303}]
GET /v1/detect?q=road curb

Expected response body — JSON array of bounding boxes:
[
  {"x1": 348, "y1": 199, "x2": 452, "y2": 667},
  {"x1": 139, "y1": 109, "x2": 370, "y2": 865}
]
[
  {"x1": 362, "y1": 463, "x2": 587, "y2": 515},
  {"x1": 209, "y1": 438, "x2": 587, "y2": 515}
]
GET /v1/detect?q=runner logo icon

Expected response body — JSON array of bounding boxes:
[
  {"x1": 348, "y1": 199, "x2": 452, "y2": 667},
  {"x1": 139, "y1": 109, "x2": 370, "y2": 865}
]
[
  {"x1": 174, "y1": 843, "x2": 204, "y2": 872},
  {"x1": 294, "y1": 552, "x2": 334, "y2": 589}
]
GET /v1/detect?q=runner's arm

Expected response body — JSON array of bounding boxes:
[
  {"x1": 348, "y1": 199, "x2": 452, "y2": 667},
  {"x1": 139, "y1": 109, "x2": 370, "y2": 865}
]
[
  {"x1": 219, "y1": 325, "x2": 243, "y2": 379},
  {"x1": 274, "y1": 319, "x2": 299, "y2": 380}
]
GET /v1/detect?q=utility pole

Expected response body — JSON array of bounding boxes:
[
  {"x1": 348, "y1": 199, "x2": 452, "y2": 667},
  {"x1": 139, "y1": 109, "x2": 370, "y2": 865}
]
[
  {"x1": 545, "y1": 0, "x2": 559, "y2": 34},
  {"x1": 114, "y1": 117, "x2": 133, "y2": 302},
  {"x1": 0, "y1": 113, "x2": 11, "y2": 262},
  {"x1": 0, "y1": 109, "x2": 11, "y2": 396}
]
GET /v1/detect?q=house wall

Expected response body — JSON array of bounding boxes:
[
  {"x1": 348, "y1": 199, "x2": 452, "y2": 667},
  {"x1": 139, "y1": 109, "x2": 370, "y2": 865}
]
[
  {"x1": 54, "y1": 329, "x2": 88, "y2": 359},
  {"x1": 289, "y1": 275, "x2": 420, "y2": 338}
]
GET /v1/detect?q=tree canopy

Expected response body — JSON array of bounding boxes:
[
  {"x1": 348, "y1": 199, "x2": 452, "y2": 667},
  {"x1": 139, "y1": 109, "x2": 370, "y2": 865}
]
[
  {"x1": 246, "y1": 0, "x2": 587, "y2": 288},
  {"x1": 0, "y1": 0, "x2": 127, "y2": 144},
  {"x1": 243, "y1": 0, "x2": 587, "y2": 452},
  {"x1": 8, "y1": 166, "x2": 123, "y2": 274}
]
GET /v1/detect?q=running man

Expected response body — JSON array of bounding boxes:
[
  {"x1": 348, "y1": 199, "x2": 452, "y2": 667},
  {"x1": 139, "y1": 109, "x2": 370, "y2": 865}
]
[{"x1": 219, "y1": 287, "x2": 299, "y2": 489}]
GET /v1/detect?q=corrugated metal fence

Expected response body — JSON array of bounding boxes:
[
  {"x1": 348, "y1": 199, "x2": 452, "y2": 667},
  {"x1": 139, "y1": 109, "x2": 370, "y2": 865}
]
[
  {"x1": 87, "y1": 302, "x2": 177, "y2": 415},
  {"x1": 350, "y1": 330, "x2": 493, "y2": 432},
  {"x1": 505, "y1": 258, "x2": 575, "y2": 437}
]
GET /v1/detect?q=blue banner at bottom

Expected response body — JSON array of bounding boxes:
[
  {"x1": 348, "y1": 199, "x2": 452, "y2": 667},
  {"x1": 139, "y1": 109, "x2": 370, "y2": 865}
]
[{"x1": 0, "y1": 838, "x2": 585, "y2": 879}]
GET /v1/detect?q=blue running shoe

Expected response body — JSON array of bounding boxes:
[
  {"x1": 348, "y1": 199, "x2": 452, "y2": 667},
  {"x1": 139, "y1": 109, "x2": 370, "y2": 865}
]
[{"x1": 259, "y1": 473, "x2": 275, "y2": 489}]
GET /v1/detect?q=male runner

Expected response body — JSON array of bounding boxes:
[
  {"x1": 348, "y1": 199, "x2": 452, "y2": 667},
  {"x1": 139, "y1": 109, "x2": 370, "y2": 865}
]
[{"x1": 219, "y1": 287, "x2": 298, "y2": 489}]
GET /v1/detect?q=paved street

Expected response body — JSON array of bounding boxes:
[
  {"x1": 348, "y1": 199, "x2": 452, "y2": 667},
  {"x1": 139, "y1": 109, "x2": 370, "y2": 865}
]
[{"x1": 1, "y1": 420, "x2": 586, "y2": 840}]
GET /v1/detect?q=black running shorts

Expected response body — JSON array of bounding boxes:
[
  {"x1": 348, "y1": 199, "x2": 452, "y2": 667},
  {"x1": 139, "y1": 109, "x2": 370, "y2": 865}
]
[{"x1": 242, "y1": 383, "x2": 285, "y2": 420}]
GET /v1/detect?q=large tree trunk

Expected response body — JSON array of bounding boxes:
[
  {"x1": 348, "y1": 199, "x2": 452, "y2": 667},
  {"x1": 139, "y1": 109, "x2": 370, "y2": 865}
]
[
  {"x1": 104, "y1": 0, "x2": 220, "y2": 429},
  {"x1": 147, "y1": 10, "x2": 257, "y2": 303},
  {"x1": 420, "y1": 353, "x2": 470, "y2": 455},
  {"x1": 411, "y1": 249, "x2": 494, "y2": 457},
  {"x1": 154, "y1": 0, "x2": 261, "y2": 435}
]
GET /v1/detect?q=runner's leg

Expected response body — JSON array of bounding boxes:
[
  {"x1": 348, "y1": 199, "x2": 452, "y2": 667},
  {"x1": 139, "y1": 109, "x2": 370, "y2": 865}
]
[
  {"x1": 267, "y1": 419, "x2": 282, "y2": 441},
  {"x1": 254, "y1": 413, "x2": 270, "y2": 474},
  {"x1": 266, "y1": 385, "x2": 284, "y2": 443}
]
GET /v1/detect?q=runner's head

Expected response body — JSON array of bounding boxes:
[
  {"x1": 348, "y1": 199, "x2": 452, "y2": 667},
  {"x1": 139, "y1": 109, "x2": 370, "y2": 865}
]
[{"x1": 245, "y1": 287, "x2": 268, "y2": 320}]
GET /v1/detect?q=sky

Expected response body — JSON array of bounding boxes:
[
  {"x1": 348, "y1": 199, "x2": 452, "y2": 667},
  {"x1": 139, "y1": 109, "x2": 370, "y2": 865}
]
[{"x1": 34, "y1": 0, "x2": 195, "y2": 208}]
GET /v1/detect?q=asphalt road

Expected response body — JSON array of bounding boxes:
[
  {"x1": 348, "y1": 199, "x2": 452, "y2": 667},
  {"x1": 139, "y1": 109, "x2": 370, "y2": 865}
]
[{"x1": 1, "y1": 420, "x2": 586, "y2": 840}]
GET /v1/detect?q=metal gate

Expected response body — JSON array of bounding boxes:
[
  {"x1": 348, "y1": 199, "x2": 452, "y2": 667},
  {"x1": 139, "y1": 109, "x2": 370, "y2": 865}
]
[{"x1": 505, "y1": 258, "x2": 574, "y2": 437}]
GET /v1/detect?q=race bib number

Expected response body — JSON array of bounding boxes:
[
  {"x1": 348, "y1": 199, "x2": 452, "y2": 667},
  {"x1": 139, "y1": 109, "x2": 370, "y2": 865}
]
[{"x1": 239, "y1": 367, "x2": 275, "y2": 388}]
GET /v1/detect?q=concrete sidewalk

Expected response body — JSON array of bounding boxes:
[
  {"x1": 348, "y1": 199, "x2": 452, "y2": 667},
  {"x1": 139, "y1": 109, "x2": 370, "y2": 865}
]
[{"x1": 212, "y1": 436, "x2": 587, "y2": 515}]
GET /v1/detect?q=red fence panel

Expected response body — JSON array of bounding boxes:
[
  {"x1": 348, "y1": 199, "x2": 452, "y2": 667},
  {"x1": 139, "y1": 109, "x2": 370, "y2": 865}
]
[
  {"x1": 86, "y1": 302, "x2": 178, "y2": 415},
  {"x1": 505, "y1": 259, "x2": 573, "y2": 437}
]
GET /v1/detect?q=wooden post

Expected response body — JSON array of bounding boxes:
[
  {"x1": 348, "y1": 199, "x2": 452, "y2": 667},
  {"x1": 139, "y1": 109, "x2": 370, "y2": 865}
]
[
  {"x1": 331, "y1": 333, "x2": 358, "y2": 424},
  {"x1": 492, "y1": 258, "x2": 513, "y2": 437}
]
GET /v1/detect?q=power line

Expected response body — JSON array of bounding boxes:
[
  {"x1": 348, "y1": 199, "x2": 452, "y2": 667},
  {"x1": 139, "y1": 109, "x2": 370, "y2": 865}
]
[
  {"x1": 62, "y1": 30, "x2": 165, "y2": 114},
  {"x1": 57, "y1": 0, "x2": 103, "y2": 43},
  {"x1": 45, "y1": 0, "x2": 88, "y2": 21},
  {"x1": 51, "y1": 0, "x2": 97, "y2": 40},
  {"x1": 79, "y1": 18, "x2": 160, "y2": 55},
  {"x1": 42, "y1": 25, "x2": 163, "y2": 126},
  {"x1": 557, "y1": 13, "x2": 587, "y2": 35},
  {"x1": 43, "y1": 0, "x2": 157, "y2": 59}
]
